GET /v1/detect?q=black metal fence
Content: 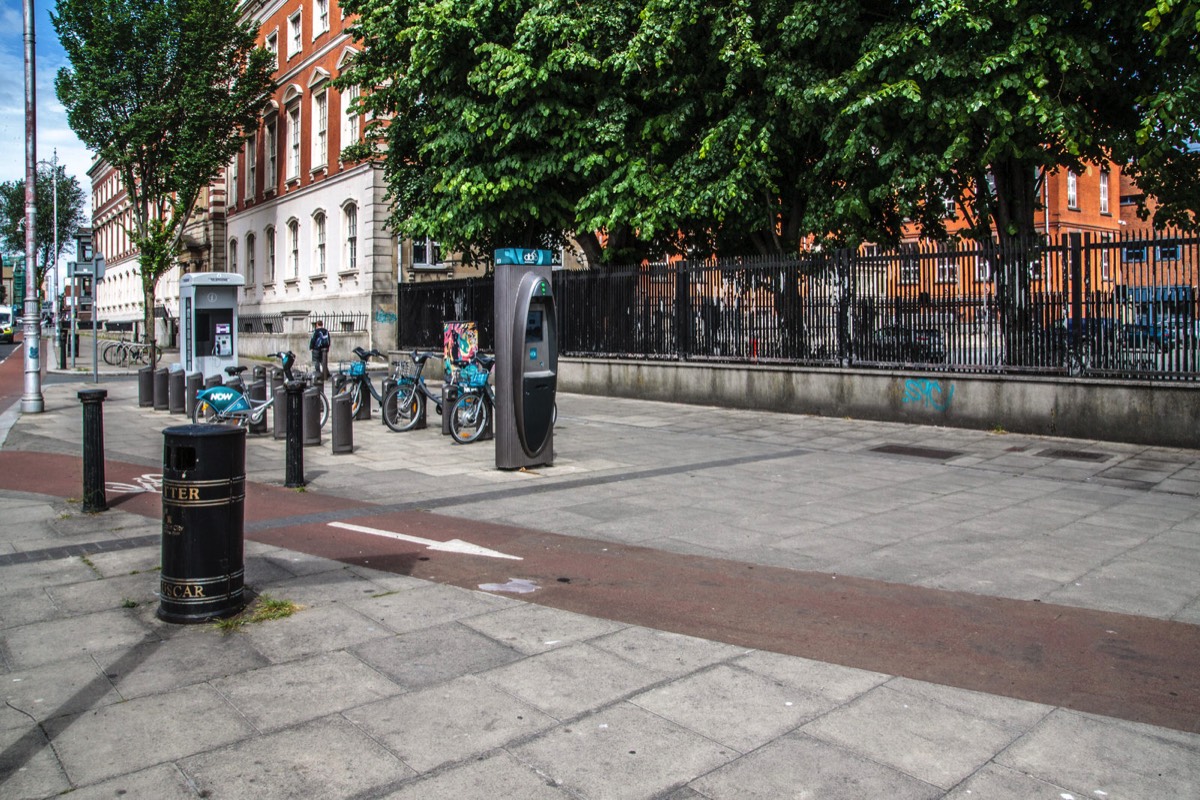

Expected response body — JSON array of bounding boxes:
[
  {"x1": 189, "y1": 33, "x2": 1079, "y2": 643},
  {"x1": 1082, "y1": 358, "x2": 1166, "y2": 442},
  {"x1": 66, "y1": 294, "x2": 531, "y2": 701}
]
[
  {"x1": 240, "y1": 311, "x2": 369, "y2": 334},
  {"x1": 396, "y1": 232, "x2": 1200, "y2": 382}
]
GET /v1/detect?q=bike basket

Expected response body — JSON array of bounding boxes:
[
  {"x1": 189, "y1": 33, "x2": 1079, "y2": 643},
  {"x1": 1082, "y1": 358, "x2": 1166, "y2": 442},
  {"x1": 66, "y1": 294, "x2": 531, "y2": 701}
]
[
  {"x1": 394, "y1": 359, "x2": 419, "y2": 379},
  {"x1": 349, "y1": 361, "x2": 366, "y2": 377},
  {"x1": 460, "y1": 364, "x2": 489, "y2": 388}
]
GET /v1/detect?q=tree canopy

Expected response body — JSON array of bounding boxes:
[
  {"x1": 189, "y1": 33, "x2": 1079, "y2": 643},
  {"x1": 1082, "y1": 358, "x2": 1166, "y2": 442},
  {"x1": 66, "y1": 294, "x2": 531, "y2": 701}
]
[
  {"x1": 339, "y1": 0, "x2": 1200, "y2": 264},
  {"x1": 53, "y1": 0, "x2": 275, "y2": 349},
  {"x1": 0, "y1": 163, "x2": 87, "y2": 289}
]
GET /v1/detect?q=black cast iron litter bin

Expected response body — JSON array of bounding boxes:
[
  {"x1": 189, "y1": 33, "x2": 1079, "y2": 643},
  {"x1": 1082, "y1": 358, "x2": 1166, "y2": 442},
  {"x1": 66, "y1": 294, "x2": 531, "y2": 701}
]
[{"x1": 158, "y1": 424, "x2": 247, "y2": 623}]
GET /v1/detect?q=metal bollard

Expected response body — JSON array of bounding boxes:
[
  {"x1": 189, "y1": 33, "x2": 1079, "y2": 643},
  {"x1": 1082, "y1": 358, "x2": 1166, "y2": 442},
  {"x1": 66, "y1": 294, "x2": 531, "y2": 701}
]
[
  {"x1": 354, "y1": 381, "x2": 371, "y2": 420},
  {"x1": 153, "y1": 368, "x2": 170, "y2": 411},
  {"x1": 331, "y1": 391, "x2": 353, "y2": 454},
  {"x1": 78, "y1": 389, "x2": 108, "y2": 513},
  {"x1": 273, "y1": 385, "x2": 287, "y2": 440},
  {"x1": 302, "y1": 385, "x2": 322, "y2": 446},
  {"x1": 270, "y1": 367, "x2": 285, "y2": 396},
  {"x1": 441, "y1": 383, "x2": 460, "y2": 436},
  {"x1": 185, "y1": 372, "x2": 203, "y2": 419},
  {"x1": 247, "y1": 379, "x2": 268, "y2": 434},
  {"x1": 138, "y1": 366, "x2": 155, "y2": 407},
  {"x1": 204, "y1": 374, "x2": 222, "y2": 390},
  {"x1": 159, "y1": 424, "x2": 246, "y2": 623},
  {"x1": 58, "y1": 328, "x2": 67, "y2": 370},
  {"x1": 168, "y1": 369, "x2": 185, "y2": 414},
  {"x1": 253, "y1": 364, "x2": 267, "y2": 383},
  {"x1": 284, "y1": 381, "x2": 305, "y2": 487}
]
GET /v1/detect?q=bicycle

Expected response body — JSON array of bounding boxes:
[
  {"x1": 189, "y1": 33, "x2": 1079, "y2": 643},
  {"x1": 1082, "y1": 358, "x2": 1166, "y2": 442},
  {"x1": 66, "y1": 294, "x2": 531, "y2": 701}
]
[
  {"x1": 337, "y1": 346, "x2": 407, "y2": 425},
  {"x1": 447, "y1": 354, "x2": 495, "y2": 444},
  {"x1": 102, "y1": 335, "x2": 160, "y2": 366},
  {"x1": 193, "y1": 352, "x2": 330, "y2": 428},
  {"x1": 379, "y1": 350, "x2": 445, "y2": 432}
]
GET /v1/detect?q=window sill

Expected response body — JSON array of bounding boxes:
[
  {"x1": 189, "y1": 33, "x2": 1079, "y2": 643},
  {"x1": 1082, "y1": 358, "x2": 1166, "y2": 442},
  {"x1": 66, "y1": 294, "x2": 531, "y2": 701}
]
[
  {"x1": 412, "y1": 264, "x2": 447, "y2": 271},
  {"x1": 284, "y1": 278, "x2": 299, "y2": 286},
  {"x1": 310, "y1": 165, "x2": 327, "y2": 177},
  {"x1": 310, "y1": 273, "x2": 328, "y2": 283},
  {"x1": 1067, "y1": 205, "x2": 1080, "y2": 212}
]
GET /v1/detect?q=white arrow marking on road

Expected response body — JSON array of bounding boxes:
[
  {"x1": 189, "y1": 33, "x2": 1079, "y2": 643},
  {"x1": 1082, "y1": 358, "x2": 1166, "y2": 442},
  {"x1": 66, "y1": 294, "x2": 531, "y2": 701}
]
[{"x1": 327, "y1": 521, "x2": 523, "y2": 561}]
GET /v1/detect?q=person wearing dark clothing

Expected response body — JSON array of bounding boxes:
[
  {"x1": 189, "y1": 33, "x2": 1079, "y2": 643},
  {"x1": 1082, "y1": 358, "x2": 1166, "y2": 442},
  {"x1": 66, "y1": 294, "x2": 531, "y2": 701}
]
[{"x1": 309, "y1": 320, "x2": 331, "y2": 381}]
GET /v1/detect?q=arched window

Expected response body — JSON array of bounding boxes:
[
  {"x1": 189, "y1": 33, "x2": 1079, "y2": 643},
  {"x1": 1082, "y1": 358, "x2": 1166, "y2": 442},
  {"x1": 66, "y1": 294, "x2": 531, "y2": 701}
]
[
  {"x1": 287, "y1": 219, "x2": 300, "y2": 278},
  {"x1": 343, "y1": 202, "x2": 358, "y2": 271},
  {"x1": 229, "y1": 238, "x2": 238, "y2": 275},
  {"x1": 245, "y1": 233, "x2": 256, "y2": 285},
  {"x1": 312, "y1": 211, "x2": 327, "y2": 274},
  {"x1": 264, "y1": 226, "x2": 276, "y2": 282}
]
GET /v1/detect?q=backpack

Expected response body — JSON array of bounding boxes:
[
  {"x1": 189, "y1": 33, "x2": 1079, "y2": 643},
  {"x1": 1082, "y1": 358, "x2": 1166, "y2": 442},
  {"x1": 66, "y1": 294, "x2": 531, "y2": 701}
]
[{"x1": 313, "y1": 328, "x2": 330, "y2": 349}]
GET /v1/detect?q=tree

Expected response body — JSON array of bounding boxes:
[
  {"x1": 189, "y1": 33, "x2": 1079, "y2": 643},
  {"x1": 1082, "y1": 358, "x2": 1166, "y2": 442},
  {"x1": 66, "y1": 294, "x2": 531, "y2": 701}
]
[
  {"x1": 0, "y1": 163, "x2": 87, "y2": 298},
  {"x1": 52, "y1": 0, "x2": 275, "y2": 358}
]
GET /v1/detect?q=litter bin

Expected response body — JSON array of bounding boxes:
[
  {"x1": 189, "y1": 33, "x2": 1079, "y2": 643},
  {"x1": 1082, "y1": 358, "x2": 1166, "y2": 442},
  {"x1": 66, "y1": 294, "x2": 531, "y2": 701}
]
[{"x1": 158, "y1": 424, "x2": 247, "y2": 623}]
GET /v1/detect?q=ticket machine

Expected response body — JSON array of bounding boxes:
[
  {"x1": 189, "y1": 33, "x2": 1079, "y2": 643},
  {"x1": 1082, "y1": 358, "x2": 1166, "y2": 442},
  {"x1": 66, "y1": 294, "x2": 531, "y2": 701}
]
[
  {"x1": 494, "y1": 249, "x2": 557, "y2": 469},
  {"x1": 179, "y1": 272, "x2": 245, "y2": 379}
]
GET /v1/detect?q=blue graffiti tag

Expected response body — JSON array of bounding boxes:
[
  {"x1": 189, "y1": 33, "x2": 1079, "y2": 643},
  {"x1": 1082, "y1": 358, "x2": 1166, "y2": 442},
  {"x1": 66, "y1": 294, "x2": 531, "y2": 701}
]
[
  {"x1": 902, "y1": 378, "x2": 954, "y2": 412},
  {"x1": 374, "y1": 310, "x2": 398, "y2": 323}
]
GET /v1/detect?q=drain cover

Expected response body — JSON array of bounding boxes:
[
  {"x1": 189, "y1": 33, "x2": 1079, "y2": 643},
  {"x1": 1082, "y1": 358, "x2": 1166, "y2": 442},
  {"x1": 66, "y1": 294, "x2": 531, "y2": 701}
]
[
  {"x1": 1036, "y1": 448, "x2": 1110, "y2": 462},
  {"x1": 870, "y1": 444, "x2": 963, "y2": 461}
]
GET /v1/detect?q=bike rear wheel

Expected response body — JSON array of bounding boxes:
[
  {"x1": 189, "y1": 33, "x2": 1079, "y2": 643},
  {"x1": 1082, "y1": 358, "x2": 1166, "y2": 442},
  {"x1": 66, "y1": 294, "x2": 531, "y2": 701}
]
[
  {"x1": 382, "y1": 384, "x2": 423, "y2": 432},
  {"x1": 449, "y1": 391, "x2": 489, "y2": 444},
  {"x1": 191, "y1": 399, "x2": 218, "y2": 424},
  {"x1": 318, "y1": 390, "x2": 330, "y2": 428},
  {"x1": 101, "y1": 341, "x2": 122, "y2": 366}
]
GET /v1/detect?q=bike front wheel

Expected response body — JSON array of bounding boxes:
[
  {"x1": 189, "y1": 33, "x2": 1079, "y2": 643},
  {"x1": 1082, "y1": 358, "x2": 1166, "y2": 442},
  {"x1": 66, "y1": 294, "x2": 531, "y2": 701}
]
[
  {"x1": 191, "y1": 399, "x2": 218, "y2": 424},
  {"x1": 101, "y1": 341, "x2": 122, "y2": 366},
  {"x1": 382, "y1": 384, "x2": 423, "y2": 432},
  {"x1": 449, "y1": 391, "x2": 489, "y2": 444}
]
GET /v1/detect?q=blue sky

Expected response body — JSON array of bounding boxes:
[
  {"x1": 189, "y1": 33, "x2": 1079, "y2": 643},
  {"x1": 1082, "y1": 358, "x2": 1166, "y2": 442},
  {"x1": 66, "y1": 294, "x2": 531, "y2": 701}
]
[{"x1": 1, "y1": 0, "x2": 93, "y2": 214}]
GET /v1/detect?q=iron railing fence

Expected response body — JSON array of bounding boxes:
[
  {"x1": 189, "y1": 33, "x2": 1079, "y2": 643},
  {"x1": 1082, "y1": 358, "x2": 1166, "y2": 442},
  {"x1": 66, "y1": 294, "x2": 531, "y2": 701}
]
[
  {"x1": 239, "y1": 311, "x2": 369, "y2": 334},
  {"x1": 395, "y1": 232, "x2": 1200, "y2": 382}
]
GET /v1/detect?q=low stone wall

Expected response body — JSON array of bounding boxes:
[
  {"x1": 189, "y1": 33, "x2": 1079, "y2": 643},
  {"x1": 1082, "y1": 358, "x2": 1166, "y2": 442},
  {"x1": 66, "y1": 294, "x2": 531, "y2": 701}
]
[
  {"x1": 560, "y1": 358, "x2": 1200, "y2": 449},
  {"x1": 237, "y1": 333, "x2": 370, "y2": 370}
]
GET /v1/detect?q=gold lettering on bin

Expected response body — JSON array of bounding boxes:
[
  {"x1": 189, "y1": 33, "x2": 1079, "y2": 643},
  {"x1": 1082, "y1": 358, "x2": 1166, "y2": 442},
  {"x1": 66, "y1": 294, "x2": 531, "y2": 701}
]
[{"x1": 161, "y1": 581, "x2": 207, "y2": 599}]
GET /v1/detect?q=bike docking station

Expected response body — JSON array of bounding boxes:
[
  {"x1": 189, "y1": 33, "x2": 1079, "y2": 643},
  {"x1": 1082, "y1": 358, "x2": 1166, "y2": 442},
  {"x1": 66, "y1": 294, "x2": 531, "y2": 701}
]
[
  {"x1": 178, "y1": 272, "x2": 245, "y2": 381},
  {"x1": 494, "y1": 248, "x2": 558, "y2": 470}
]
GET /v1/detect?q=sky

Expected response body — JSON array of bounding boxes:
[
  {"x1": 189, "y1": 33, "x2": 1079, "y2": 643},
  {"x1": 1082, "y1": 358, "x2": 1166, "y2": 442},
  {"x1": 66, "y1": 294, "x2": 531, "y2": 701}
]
[{"x1": 0, "y1": 0, "x2": 94, "y2": 218}]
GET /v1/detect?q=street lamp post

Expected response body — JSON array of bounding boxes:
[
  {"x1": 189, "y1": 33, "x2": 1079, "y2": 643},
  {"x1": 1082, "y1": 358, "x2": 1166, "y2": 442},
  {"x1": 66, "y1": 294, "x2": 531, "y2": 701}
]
[
  {"x1": 22, "y1": 0, "x2": 43, "y2": 412},
  {"x1": 38, "y1": 152, "x2": 60, "y2": 368}
]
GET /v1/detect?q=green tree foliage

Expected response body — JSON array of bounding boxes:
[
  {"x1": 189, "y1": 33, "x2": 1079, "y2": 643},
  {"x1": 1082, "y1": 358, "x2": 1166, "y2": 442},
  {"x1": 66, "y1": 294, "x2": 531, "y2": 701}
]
[
  {"x1": 52, "y1": 0, "x2": 275, "y2": 354},
  {"x1": 341, "y1": 0, "x2": 1198, "y2": 265},
  {"x1": 0, "y1": 164, "x2": 87, "y2": 293}
]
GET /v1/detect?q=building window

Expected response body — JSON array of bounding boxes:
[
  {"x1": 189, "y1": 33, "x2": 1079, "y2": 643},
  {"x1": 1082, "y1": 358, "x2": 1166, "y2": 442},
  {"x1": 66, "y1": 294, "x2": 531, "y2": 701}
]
[
  {"x1": 265, "y1": 226, "x2": 276, "y2": 281},
  {"x1": 1067, "y1": 170, "x2": 1078, "y2": 209},
  {"x1": 975, "y1": 254, "x2": 991, "y2": 283},
  {"x1": 264, "y1": 31, "x2": 278, "y2": 70},
  {"x1": 944, "y1": 196, "x2": 956, "y2": 218},
  {"x1": 246, "y1": 133, "x2": 257, "y2": 198},
  {"x1": 899, "y1": 249, "x2": 919, "y2": 285},
  {"x1": 312, "y1": 90, "x2": 328, "y2": 169},
  {"x1": 1157, "y1": 245, "x2": 1180, "y2": 261},
  {"x1": 936, "y1": 243, "x2": 959, "y2": 284},
  {"x1": 1099, "y1": 171, "x2": 1110, "y2": 215},
  {"x1": 1123, "y1": 245, "x2": 1146, "y2": 263},
  {"x1": 413, "y1": 238, "x2": 441, "y2": 268},
  {"x1": 288, "y1": 219, "x2": 300, "y2": 278},
  {"x1": 228, "y1": 156, "x2": 238, "y2": 207},
  {"x1": 1099, "y1": 234, "x2": 1111, "y2": 281},
  {"x1": 341, "y1": 85, "x2": 360, "y2": 153},
  {"x1": 229, "y1": 238, "x2": 238, "y2": 275},
  {"x1": 343, "y1": 203, "x2": 358, "y2": 270},
  {"x1": 286, "y1": 102, "x2": 301, "y2": 180},
  {"x1": 265, "y1": 119, "x2": 278, "y2": 190},
  {"x1": 246, "y1": 233, "x2": 256, "y2": 284},
  {"x1": 313, "y1": 211, "x2": 327, "y2": 274},
  {"x1": 287, "y1": 11, "x2": 302, "y2": 59},
  {"x1": 315, "y1": 0, "x2": 329, "y2": 36}
]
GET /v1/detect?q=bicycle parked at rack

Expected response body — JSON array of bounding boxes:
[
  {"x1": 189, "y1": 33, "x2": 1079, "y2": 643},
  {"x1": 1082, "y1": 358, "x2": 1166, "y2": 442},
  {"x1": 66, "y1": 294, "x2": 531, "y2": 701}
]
[
  {"x1": 102, "y1": 335, "x2": 160, "y2": 366},
  {"x1": 380, "y1": 350, "x2": 446, "y2": 432},
  {"x1": 447, "y1": 354, "x2": 496, "y2": 444},
  {"x1": 337, "y1": 346, "x2": 408, "y2": 428},
  {"x1": 193, "y1": 352, "x2": 330, "y2": 428}
]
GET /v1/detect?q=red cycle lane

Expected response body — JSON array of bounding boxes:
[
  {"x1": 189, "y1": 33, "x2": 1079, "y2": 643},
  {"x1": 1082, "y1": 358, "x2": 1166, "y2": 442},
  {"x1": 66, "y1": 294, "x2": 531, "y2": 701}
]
[{"x1": 0, "y1": 445, "x2": 1197, "y2": 735}]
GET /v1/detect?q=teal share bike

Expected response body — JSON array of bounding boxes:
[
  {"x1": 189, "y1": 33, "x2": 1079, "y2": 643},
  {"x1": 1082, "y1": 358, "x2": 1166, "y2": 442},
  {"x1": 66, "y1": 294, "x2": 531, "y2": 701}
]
[{"x1": 192, "y1": 351, "x2": 330, "y2": 428}]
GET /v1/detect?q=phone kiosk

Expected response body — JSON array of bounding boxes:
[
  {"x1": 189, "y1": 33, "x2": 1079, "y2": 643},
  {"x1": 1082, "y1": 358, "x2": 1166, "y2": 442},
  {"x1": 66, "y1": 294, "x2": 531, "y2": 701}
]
[
  {"x1": 179, "y1": 272, "x2": 245, "y2": 379},
  {"x1": 494, "y1": 248, "x2": 557, "y2": 469}
]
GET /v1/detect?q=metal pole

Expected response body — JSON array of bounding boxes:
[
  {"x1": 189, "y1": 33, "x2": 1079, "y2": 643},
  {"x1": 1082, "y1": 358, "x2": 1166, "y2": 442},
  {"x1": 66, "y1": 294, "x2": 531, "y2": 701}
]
[
  {"x1": 51, "y1": 150, "x2": 58, "y2": 362},
  {"x1": 21, "y1": 0, "x2": 43, "y2": 412},
  {"x1": 92, "y1": 282, "x2": 99, "y2": 383},
  {"x1": 78, "y1": 389, "x2": 108, "y2": 513}
]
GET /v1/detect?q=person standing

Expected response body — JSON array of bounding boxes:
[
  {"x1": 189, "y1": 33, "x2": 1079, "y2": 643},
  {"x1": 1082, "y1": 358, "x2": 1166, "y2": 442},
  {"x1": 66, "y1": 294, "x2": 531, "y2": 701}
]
[{"x1": 309, "y1": 320, "x2": 331, "y2": 381}]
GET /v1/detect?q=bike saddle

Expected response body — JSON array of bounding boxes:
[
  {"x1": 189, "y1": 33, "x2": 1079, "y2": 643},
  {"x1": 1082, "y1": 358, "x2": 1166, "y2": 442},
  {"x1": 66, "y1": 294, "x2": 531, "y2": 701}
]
[
  {"x1": 224, "y1": 365, "x2": 249, "y2": 376},
  {"x1": 413, "y1": 350, "x2": 439, "y2": 362},
  {"x1": 476, "y1": 353, "x2": 496, "y2": 368},
  {"x1": 352, "y1": 346, "x2": 372, "y2": 359}
]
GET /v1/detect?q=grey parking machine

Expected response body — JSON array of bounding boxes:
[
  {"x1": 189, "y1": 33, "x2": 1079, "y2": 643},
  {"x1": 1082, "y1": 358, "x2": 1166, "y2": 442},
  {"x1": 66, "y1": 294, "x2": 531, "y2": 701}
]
[{"x1": 494, "y1": 249, "x2": 557, "y2": 469}]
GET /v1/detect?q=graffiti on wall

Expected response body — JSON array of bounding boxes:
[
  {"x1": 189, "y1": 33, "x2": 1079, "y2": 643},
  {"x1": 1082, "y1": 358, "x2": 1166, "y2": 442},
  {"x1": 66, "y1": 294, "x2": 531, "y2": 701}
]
[
  {"x1": 374, "y1": 310, "x2": 398, "y2": 323},
  {"x1": 903, "y1": 378, "x2": 954, "y2": 412}
]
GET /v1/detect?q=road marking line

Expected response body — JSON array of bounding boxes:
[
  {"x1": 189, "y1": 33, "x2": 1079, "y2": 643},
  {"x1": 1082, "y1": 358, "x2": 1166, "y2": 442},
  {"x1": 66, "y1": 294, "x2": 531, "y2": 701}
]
[{"x1": 328, "y1": 521, "x2": 523, "y2": 560}]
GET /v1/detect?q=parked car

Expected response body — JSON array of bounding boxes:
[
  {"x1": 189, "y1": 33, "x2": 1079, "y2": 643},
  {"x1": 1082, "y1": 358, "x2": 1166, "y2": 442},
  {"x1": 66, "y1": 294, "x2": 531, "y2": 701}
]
[
  {"x1": 869, "y1": 325, "x2": 947, "y2": 363},
  {"x1": 0, "y1": 308, "x2": 13, "y2": 344}
]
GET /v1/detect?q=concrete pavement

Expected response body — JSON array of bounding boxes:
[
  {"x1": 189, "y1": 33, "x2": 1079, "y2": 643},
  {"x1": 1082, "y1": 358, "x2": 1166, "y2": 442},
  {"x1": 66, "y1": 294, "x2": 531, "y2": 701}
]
[{"x1": 1, "y1": 342, "x2": 1199, "y2": 798}]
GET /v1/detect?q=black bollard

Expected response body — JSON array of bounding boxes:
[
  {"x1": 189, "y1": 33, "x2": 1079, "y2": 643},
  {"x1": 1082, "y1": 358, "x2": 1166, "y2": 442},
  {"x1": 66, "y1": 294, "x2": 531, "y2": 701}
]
[
  {"x1": 78, "y1": 389, "x2": 108, "y2": 513},
  {"x1": 154, "y1": 368, "x2": 170, "y2": 411},
  {"x1": 58, "y1": 327, "x2": 67, "y2": 369},
  {"x1": 284, "y1": 380, "x2": 305, "y2": 487},
  {"x1": 302, "y1": 384, "x2": 323, "y2": 446},
  {"x1": 273, "y1": 385, "x2": 287, "y2": 439},
  {"x1": 138, "y1": 366, "x2": 155, "y2": 407},
  {"x1": 331, "y1": 391, "x2": 353, "y2": 454},
  {"x1": 247, "y1": 379, "x2": 268, "y2": 434},
  {"x1": 168, "y1": 369, "x2": 185, "y2": 414},
  {"x1": 253, "y1": 364, "x2": 267, "y2": 383},
  {"x1": 185, "y1": 372, "x2": 203, "y2": 419},
  {"x1": 441, "y1": 383, "x2": 460, "y2": 436}
]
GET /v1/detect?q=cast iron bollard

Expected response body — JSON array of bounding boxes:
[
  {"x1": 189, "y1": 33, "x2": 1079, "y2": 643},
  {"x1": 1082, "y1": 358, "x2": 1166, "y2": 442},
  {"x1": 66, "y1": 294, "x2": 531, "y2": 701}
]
[
  {"x1": 204, "y1": 374, "x2": 221, "y2": 390},
  {"x1": 284, "y1": 380, "x2": 305, "y2": 487},
  {"x1": 354, "y1": 381, "x2": 371, "y2": 420},
  {"x1": 247, "y1": 379, "x2": 268, "y2": 434},
  {"x1": 168, "y1": 369, "x2": 185, "y2": 414},
  {"x1": 153, "y1": 368, "x2": 170, "y2": 411},
  {"x1": 138, "y1": 366, "x2": 155, "y2": 407},
  {"x1": 253, "y1": 364, "x2": 267, "y2": 383},
  {"x1": 331, "y1": 391, "x2": 353, "y2": 454},
  {"x1": 270, "y1": 367, "x2": 285, "y2": 396},
  {"x1": 185, "y1": 372, "x2": 203, "y2": 419},
  {"x1": 273, "y1": 384, "x2": 287, "y2": 439},
  {"x1": 158, "y1": 424, "x2": 246, "y2": 623},
  {"x1": 302, "y1": 385, "x2": 323, "y2": 445},
  {"x1": 78, "y1": 389, "x2": 108, "y2": 513},
  {"x1": 58, "y1": 327, "x2": 67, "y2": 369}
]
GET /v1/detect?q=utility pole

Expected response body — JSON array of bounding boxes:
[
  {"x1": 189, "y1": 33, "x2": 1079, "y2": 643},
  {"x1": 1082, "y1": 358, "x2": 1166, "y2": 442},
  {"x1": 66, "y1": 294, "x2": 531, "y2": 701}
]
[{"x1": 22, "y1": 0, "x2": 43, "y2": 412}]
